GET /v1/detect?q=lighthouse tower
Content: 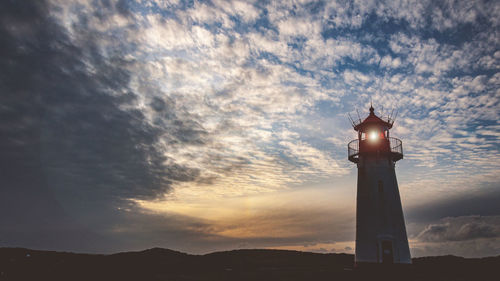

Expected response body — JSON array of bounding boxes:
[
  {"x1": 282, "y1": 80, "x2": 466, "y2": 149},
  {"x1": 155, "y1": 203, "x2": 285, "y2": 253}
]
[{"x1": 348, "y1": 105, "x2": 411, "y2": 266}]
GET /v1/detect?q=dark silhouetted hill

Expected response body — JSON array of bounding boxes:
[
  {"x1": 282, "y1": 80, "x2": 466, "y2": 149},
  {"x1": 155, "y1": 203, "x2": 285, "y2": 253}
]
[{"x1": 0, "y1": 247, "x2": 498, "y2": 280}]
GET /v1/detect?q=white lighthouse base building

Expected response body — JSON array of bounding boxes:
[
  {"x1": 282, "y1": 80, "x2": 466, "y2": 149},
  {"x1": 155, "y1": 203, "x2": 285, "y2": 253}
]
[
  {"x1": 355, "y1": 155, "x2": 411, "y2": 265},
  {"x1": 348, "y1": 105, "x2": 412, "y2": 266}
]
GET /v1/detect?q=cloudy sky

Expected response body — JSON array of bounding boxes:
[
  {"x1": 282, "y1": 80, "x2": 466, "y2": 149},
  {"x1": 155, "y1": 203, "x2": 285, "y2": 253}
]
[{"x1": 1, "y1": 0, "x2": 499, "y2": 258}]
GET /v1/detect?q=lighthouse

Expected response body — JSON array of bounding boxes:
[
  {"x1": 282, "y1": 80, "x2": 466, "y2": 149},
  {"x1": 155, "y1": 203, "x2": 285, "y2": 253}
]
[{"x1": 348, "y1": 105, "x2": 411, "y2": 266}]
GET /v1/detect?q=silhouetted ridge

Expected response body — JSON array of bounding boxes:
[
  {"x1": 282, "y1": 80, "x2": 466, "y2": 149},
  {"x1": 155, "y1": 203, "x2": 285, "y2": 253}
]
[
  {"x1": 110, "y1": 247, "x2": 189, "y2": 257},
  {"x1": 1, "y1": 247, "x2": 498, "y2": 281}
]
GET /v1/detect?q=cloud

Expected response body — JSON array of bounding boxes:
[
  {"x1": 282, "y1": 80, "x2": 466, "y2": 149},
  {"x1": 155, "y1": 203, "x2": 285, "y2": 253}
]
[
  {"x1": 279, "y1": 140, "x2": 348, "y2": 178},
  {"x1": 405, "y1": 182, "x2": 500, "y2": 224},
  {"x1": 0, "y1": 0, "x2": 203, "y2": 249},
  {"x1": 380, "y1": 55, "x2": 401, "y2": 69},
  {"x1": 431, "y1": 0, "x2": 500, "y2": 31},
  {"x1": 417, "y1": 216, "x2": 500, "y2": 242},
  {"x1": 411, "y1": 215, "x2": 500, "y2": 258},
  {"x1": 277, "y1": 16, "x2": 321, "y2": 37}
]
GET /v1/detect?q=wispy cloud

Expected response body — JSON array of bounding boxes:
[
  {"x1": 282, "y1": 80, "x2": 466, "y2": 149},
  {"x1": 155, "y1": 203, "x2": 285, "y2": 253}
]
[{"x1": 411, "y1": 215, "x2": 500, "y2": 258}]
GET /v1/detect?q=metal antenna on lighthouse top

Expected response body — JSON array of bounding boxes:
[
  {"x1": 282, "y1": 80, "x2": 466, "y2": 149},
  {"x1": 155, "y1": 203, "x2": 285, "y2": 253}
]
[
  {"x1": 347, "y1": 113, "x2": 356, "y2": 128},
  {"x1": 392, "y1": 109, "x2": 399, "y2": 125},
  {"x1": 355, "y1": 108, "x2": 362, "y2": 123},
  {"x1": 388, "y1": 108, "x2": 395, "y2": 124}
]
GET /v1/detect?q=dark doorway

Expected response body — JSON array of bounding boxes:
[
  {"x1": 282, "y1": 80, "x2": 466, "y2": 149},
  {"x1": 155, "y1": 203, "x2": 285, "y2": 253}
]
[{"x1": 381, "y1": 241, "x2": 394, "y2": 264}]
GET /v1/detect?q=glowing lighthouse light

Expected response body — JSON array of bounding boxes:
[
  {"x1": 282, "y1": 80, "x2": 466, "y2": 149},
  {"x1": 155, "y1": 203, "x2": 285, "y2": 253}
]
[
  {"x1": 347, "y1": 105, "x2": 411, "y2": 267},
  {"x1": 368, "y1": 130, "x2": 379, "y2": 141}
]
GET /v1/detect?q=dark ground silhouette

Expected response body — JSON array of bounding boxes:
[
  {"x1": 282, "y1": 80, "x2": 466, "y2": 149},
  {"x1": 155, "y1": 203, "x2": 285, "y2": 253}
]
[{"x1": 0, "y1": 247, "x2": 498, "y2": 280}]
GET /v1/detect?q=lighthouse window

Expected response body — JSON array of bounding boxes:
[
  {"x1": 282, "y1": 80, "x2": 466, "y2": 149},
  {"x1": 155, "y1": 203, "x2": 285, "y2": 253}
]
[{"x1": 378, "y1": 180, "x2": 383, "y2": 193}]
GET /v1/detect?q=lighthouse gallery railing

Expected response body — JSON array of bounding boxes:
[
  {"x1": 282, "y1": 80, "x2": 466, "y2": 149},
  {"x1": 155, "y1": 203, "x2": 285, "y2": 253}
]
[{"x1": 348, "y1": 137, "x2": 403, "y2": 162}]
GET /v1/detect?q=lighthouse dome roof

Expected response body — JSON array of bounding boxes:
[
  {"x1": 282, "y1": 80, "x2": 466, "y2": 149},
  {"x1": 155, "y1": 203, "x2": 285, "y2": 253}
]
[{"x1": 353, "y1": 106, "x2": 393, "y2": 131}]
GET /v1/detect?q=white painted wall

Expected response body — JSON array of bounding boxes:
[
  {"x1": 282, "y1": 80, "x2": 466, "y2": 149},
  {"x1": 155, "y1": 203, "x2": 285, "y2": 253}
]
[{"x1": 355, "y1": 155, "x2": 411, "y2": 264}]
